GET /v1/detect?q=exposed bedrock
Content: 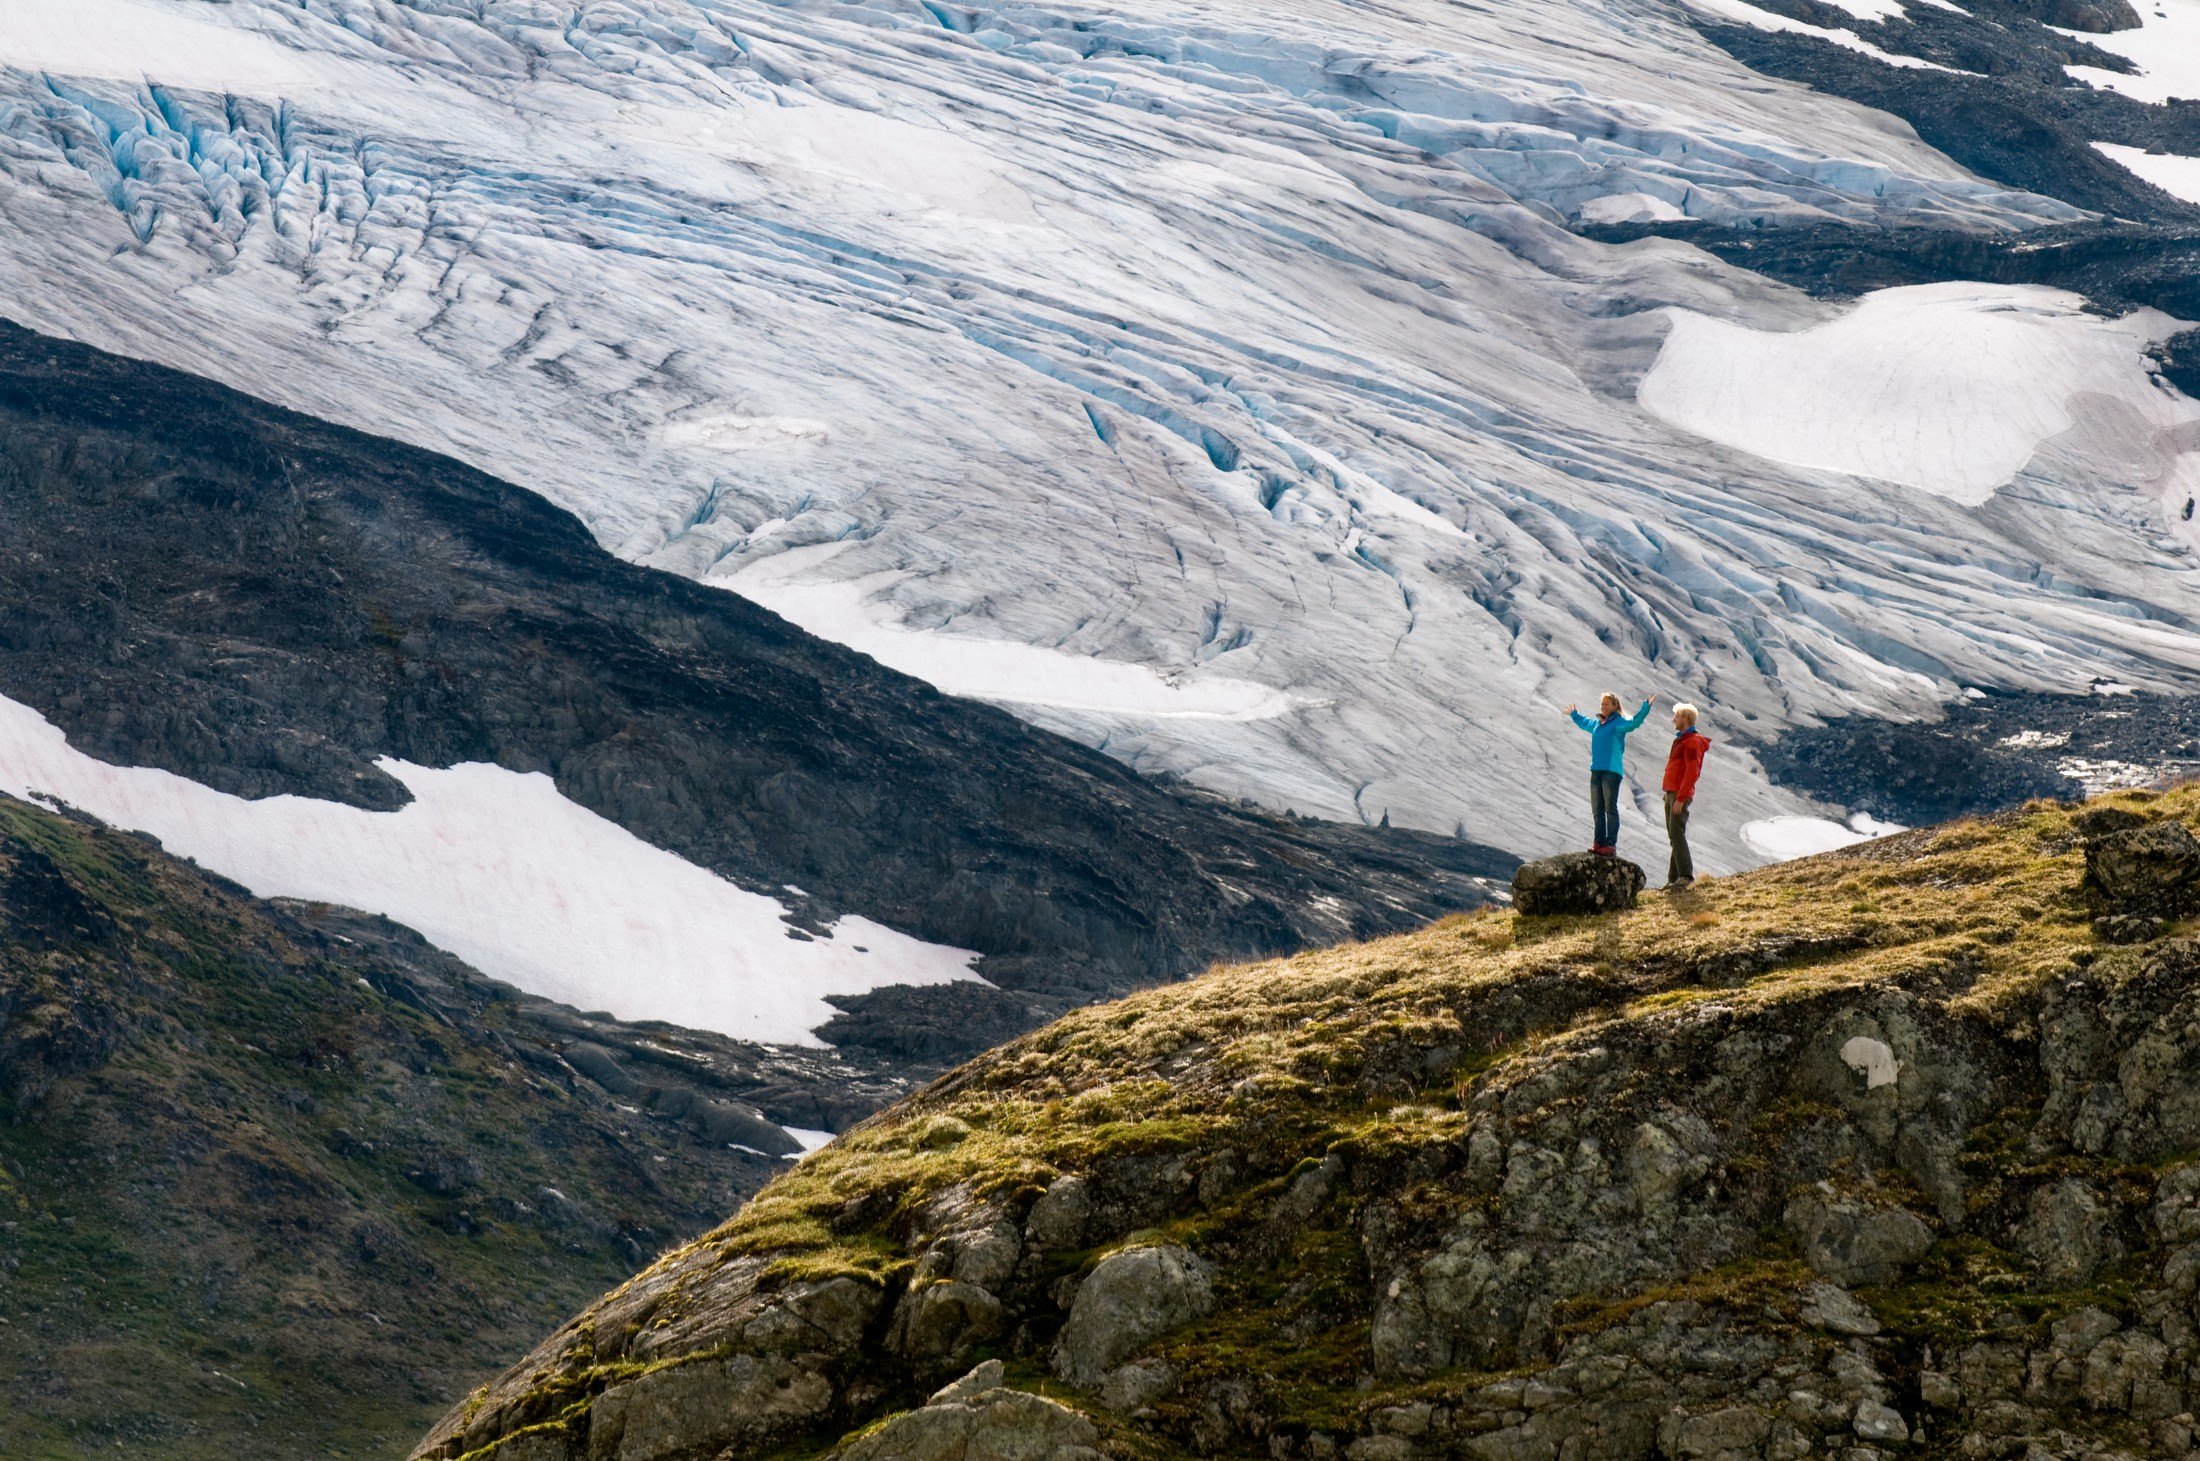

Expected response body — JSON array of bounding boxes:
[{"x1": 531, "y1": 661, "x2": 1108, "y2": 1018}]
[{"x1": 421, "y1": 792, "x2": 2200, "y2": 1461}]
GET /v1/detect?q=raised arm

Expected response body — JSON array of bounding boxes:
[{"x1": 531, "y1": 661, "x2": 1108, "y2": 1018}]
[
  {"x1": 1568, "y1": 708, "x2": 1596, "y2": 732},
  {"x1": 1621, "y1": 699, "x2": 1652, "y2": 731}
]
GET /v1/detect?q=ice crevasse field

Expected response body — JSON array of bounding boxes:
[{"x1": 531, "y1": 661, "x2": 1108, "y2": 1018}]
[{"x1": 3, "y1": 0, "x2": 2200, "y2": 1032}]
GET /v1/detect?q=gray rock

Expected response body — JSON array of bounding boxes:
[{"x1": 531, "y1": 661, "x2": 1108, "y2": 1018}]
[
  {"x1": 2095, "y1": 913, "x2": 2166, "y2": 945},
  {"x1": 1784, "y1": 1190, "x2": 1934, "y2": 1286},
  {"x1": 2022, "y1": 1180, "x2": 2121, "y2": 1287},
  {"x1": 840, "y1": 1385, "x2": 1102, "y2": 1461},
  {"x1": 889, "y1": 1280, "x2": 1009, "y2": 1365},
  {"x1": 1027, "y1": 1176, "x2": 1094, "y2": 1250},
  {"x1": 1798, "y1": 1282, "x2": 1881, "y2": 1337},
  {"x1": 2085, "y1": 820, "x2": 2200, "y2": 917},
  {"x1": 589, "y1": 1354, "x2": 833, "y2": 1461},
  {"x1": 1511, "y1": 853, "x2": 1645, "y2": 916},
  {"x1": 2072, "y1": 805, "x2": 2150, "y2": 840},
  {"x1": 1851, "y1": 1399, "x2": 1908, "y2": 1442},
  {"x1": 931, "y1": 1359, "x2": 1006, "y2": 1405},
  {"x1": 1052, "y1": 1244, "x2": 1215, "y2": 1387},
  {"x1": 1098, "y1": 1358, "x2": 1179, "y2": 1412}
]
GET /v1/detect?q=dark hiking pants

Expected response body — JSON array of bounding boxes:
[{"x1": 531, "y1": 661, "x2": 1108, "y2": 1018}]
[
  {"x1": 1590, "y1": 770, "x2": 1622, "y2": 849},
  {"x1": 1665, "y1": 791, "x2": 1693, "y2": 884}
]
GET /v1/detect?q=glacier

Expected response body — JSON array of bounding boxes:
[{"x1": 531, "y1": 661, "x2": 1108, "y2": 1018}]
[{"x1": 2, "y1": 0, "x2": 2197, "y2": 883}]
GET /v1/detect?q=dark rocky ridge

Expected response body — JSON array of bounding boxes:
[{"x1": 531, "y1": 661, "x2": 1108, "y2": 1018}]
[
  {"x1": 0, "y1": 791, "x2": 857, "y2": 1458},
  {"x1": 0, "y1": 320, "x2": 1512, "y2": 1041},
  {"x1": 1758, "y1": 688, "x2": 2200, "y2": 828}
]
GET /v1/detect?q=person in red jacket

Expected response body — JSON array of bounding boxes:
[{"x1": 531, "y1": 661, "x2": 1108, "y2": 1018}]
[{"x1": 1662, "y1": 703, "x2": 1711, "y2": 888}]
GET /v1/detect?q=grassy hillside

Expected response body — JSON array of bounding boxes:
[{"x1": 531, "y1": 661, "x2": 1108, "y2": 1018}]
[
  {"x1": 424, "y1": 788, "x2": 2200, "y2": 1461},
  {"x1": 0, "y1": 795, "x2": 801, "y2": 1458}
]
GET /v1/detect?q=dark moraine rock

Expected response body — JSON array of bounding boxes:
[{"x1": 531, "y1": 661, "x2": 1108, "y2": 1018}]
[{"x1": 1510, "y1": 852, "x2": 1646, "y2": 915}]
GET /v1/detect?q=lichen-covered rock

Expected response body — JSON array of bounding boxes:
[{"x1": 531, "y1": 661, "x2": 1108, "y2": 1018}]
[
  {"x1": 838, "y1": 1364, "x2": 1101, "y2": 1461},
  {"x1": 2084, "y1": 819, "x2": 2200, "y2": 916},
  {"x1": 1052, "y1": 1245, "x2": 1215, "y2": 1387},
  {"x1": 417, "y1": 795, "x2": 2200, "y2": 1461},
  {"x1": 1783, "y1": 1188, "x2": 1935, "y2": 1287},
  {"x1": 1509, "y1": 853, "x2": 1646, "y2": 915}
]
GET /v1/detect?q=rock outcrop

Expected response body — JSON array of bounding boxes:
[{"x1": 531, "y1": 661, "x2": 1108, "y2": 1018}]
[
  {"x1": 419, "y1": 789, "x2": 2200, "y2": 1461},
  {"x1": 1510, "y1": 852, "x2": 1647, "y2": 915}
]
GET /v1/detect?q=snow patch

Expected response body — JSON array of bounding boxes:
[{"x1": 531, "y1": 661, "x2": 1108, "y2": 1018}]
[
  {"x1": 1680, "y1": 0, "x2": 1959, "y2": 69},
  {"x1": 2093, "y1": 142, "x2": 2200, "y2": 206},
  {"x1": 784, "y1": 1127, "x2": 836, "y2": 1156},
  {"x1": 1639, "y1": 283, "x2": 2200, "y2": 503},
  {"x1": 724, "y1": 545, "x2": 1300, "y2": 721},
  {"x1": 665, "y1": 415, "x2": 831, "y2": 453},
  {"x1": 1841, "y1": 1035, "x2": 1901, "y2": 1089},
  {"x1": 2061, "y1": 0, "x2": 2200, "y2": 104},
  {"x1": 1741, "y1": 815, "x2": 1872, "y2": 860},
  {"x1": 0, "y1": 694, "x2": 981, "y2": 1047},
  {"x1": 1576, "y1": 192, "x2": 1688, "y2": 225}
]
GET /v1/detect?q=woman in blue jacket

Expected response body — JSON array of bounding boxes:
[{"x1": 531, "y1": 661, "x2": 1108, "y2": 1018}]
[{"x1": 1565, "y1": 692, "x2": 1654, "y2": 855}]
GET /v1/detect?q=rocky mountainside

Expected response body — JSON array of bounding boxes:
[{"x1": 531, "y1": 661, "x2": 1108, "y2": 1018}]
[
  {"x1": 428, "y1": 785, "x2": 2200, "y2": 1461},
  {"x1": 0, "y1": 790, "x2": 918, "y2": 1459},
  {"x1": 0, "y1": 319, "x2": 1509, "y2": 1057}
]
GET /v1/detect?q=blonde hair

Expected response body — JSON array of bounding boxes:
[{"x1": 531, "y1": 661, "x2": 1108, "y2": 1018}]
[
  {"x1": 1674, "y1": 702, "x2": 1699, "y2": 726},
  {"x1": 1599, "y1": 691, "x2": 1620, "y2": 708}
]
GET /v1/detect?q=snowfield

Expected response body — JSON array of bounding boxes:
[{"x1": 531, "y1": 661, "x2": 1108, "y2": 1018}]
[
  {"x1": 1639, "y1": 283, "x2": 2200, "y2": 505},
  {"x1": 0, "y1": 695, "x2": 981, "y2": 1045},
  {"x1": 0, "y1": 0, "x2": 2196, "y2": 891}
]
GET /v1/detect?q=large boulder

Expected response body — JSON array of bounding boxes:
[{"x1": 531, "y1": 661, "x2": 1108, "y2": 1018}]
[
  {"x1": 1511, "y1": 853, "x2": 1646, "y2": 916},
  {"x1": 840, "y1": 1362, "x2": 1103, "y2": 1461},
  {"x1": 1052, "y1": 1244, "x2": 1215, "y2": 1387},
  {"x1": 2084, "y1": 820, "x2": 2200, "y2": 917}
]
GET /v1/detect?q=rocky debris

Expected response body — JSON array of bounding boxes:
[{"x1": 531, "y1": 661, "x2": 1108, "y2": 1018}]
[
  {"x1": 2085, "y1": 819, "x2": 2200, "y2": 917},
  {"x1": 417, "y1": 795, "x2": 2200, "y2": 1461},
  {"x1": 837, "y1": 1362, "x2": 1102, "y2": 1461},
  {"x1": 1052, "y1": 1245, "x2": 1216, "y2": 1388},
  {"x1": 1509, "y1": 853, "x2": 1646, "y2": 916}
]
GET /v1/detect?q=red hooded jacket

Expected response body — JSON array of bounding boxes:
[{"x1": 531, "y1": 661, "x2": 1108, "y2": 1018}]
[{"x1": 1662, "y1": 728, "x2": 1710, "y2": 801}]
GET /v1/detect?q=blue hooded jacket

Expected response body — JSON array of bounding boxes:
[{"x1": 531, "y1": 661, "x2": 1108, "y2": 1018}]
[{"x1": 1569, "y1": 700, "x2": 1652, "y2": 775}]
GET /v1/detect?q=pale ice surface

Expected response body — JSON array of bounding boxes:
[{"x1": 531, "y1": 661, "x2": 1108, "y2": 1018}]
[
  {"x1": 783, "y1": 1128, "x2": 837, "y2": 1156},
  {"x1": 2062, "y1": 0, "x2": 2200, "y2": 104},
  {"x1": 0, "y1": 695, "x2": 980, "y2": 1046},
  {"x1": 0, "y1": 0, "x2": 334, "y2": 92},
  {"x1": 2094, "y1": 141, "x2": 2200, "y2": 206},
  {"x1": 0, "y1": 0, "x2": 2188, "y2": 892},
  {"x1": 1639, "y1": 283, "x2": 2200, "y2": 504}
]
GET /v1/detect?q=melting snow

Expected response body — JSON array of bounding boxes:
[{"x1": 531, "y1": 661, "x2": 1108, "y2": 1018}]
[
  {"x1": 1680, "y1": 0, "x2": 1959, "y2": 69},
  {"x1": 784, "y1": 1127, "x2": 837, "y2": 1156},
  {"x1": 2093, "y1": 142, "x2": 2200, "y2": 206},
  {"x1": 2062, "y1": 0, "x2": 2200, "y2": 104},
  {"x1": 1639, "y1": 283, "x2": 2200, "y2": 504},
  {"x1": 0, "y1": 695, "x2": 981, "y2": 1046},
  {"x1": 1741, "y1": 816, "x2": 1872, "y2": 860},
  {"x1": 727, "y1": 544, "x2": 1300, "y2": 721}
]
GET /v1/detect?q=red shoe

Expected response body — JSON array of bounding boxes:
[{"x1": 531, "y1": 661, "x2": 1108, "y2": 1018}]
[{"x1": 1593, "y1": 844, "x2": 1614, "y2": 856}]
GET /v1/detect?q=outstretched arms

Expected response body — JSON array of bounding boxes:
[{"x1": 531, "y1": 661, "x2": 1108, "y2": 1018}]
[
  {"x1": 1567, "y1": 706, "x2": 1595, "y2": 732},
  {"x1": 1621, "y1": 697, "x2": 1653, "y2": 731}
]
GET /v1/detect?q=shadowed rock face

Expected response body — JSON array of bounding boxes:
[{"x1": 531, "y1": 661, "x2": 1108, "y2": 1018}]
[
  {"x1": 0, "y1": 321, "x2": 1511, "y2": 1028},
  {"x1": 0, "y1": 793, "x2": 844, "y2": 1459},
  {"x1": 421, "y1": 789, "x2": 2200, "y2": 1461}
]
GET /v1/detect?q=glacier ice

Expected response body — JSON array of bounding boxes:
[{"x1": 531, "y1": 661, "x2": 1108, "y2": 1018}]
[{"x1": 0, "y1": 0, "x2": 2188, "y2": 887}]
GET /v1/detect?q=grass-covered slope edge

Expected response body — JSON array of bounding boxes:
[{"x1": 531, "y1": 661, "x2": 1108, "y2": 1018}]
[{"x1": 419, "y1": 789, "x2": 2200, "y2": 1461}]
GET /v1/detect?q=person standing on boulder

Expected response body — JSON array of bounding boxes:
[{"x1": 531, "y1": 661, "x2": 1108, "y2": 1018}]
[
  {"x1": 1565, "y1": 692, "x2": 1652, "y2": 855},
  {"x1": 1662, "y1": 703, "x2": 1710, "y2": 889}
]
